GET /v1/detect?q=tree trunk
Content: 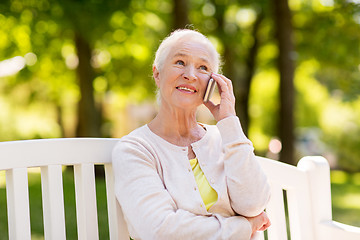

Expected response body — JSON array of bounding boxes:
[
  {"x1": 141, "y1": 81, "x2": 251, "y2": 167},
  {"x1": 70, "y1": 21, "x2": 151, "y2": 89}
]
[
  {"x1": 173, "y1": 0, "x2": 190, "y2": 29},
  {"x1": 274, "y1": 0, "x2": 296, "y2": 165},
  {"x1": 74, "y1": 32, "x2": 101, "y2": 137}
]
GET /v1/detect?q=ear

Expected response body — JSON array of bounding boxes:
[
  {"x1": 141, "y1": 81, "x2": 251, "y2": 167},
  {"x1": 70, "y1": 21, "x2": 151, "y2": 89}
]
[{"x1": 153, "y1": 65, "x2": 160, "y2": 88}]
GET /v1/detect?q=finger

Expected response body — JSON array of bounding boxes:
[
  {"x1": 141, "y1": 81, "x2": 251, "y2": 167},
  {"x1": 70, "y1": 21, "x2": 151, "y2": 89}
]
[
  {"x1": 265, "y1": 218, "x2": 271, "y2": 229},
  {"x1": 258, "y1": 223, "x2": 268, "y2": 231},
  {"x1": 259, "y1": 217, "x2": 271, "y2": 231},
  {"x1": 211, "y1": 73, "x2": 229, "y2": 94},
  {"x1": 212, "y1": 74, "x2": 235, "y2": 102},
  {"x1": 214, "y1": 73, "x2": 233, "y2": 89},
  {"x1": 258, "y1": 226, "x2": 267, "y2": 231},
  {"x1": 219, "y1": 74, "x2": 234, "y2": 93},
  {"x1": 259, "y1": 221, "x2": 271, "y2": 231}
]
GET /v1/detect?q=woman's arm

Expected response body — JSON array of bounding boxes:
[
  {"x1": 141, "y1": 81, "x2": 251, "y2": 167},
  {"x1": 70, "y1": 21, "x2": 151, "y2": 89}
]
[
  {"x1": 205, "y1": 73, "x2": 270, "y2": 217},
  {"x1": 217, "y1": 116, "x2": 270, "y2": 217},
  {"x1": 112, "y1": 140, "x2": 253, "y2": 240}
]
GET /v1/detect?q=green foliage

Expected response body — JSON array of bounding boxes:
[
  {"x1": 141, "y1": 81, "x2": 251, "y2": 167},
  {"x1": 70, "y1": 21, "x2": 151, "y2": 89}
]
[
  {"x1": 0, "y1": 0, "x2": 169, "y2": 140},
  {"x1": 295, "y1": 0, "x2": 360, "y2": 101},
  {"x1": 320, "y1": 98, "x2": 360, "y2": 172},
  {"x1": 249, "y1": 69, "x2": 279, "y2": 151},
  {"x1": 331, "y1": 170, "x2": 360, "y2": 227}
]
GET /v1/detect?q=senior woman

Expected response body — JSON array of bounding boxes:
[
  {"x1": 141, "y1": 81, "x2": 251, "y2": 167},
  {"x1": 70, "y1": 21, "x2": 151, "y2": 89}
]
[{"x1": 112, "y1": 29, "x2": 271, "y2": 240}]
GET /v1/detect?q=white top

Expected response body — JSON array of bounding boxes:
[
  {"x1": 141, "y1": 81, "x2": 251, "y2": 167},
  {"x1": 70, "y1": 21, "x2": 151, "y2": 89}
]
[{"x1": 112, "y1": 116, "x2": 270, "y2": 240}]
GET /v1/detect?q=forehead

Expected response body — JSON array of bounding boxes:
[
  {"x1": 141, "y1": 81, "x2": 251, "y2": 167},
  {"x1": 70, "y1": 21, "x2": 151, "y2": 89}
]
[{"x1": 168, "y1": 39, "x2": 214, "y2": 63}]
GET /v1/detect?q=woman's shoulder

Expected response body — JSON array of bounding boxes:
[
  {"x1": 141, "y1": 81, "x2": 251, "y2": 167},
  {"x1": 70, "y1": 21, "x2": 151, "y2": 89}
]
[
  {"x1": 112, "y1": 125, "x2": 160, "y2": 166},
  {"x1": 114, "y1": 125, "x2": 154, "y2": 153},
  {"x1": 121, "y1": 125, "x2": 149, "y2": 140}
]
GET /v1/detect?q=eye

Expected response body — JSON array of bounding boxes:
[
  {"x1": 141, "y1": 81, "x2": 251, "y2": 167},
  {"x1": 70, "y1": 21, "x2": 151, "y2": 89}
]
[
  {"x1": 200, "y1": 65, "x2": 208, "y2": 71},
  {"x1": 175, "y1": 60, "x2": 185, "y2": 66}
]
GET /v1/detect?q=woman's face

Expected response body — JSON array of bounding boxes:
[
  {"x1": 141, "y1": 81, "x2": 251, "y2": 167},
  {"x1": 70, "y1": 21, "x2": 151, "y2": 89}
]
[{"x1": 154, "y1": 38, "x2": 215, "y2": 110}]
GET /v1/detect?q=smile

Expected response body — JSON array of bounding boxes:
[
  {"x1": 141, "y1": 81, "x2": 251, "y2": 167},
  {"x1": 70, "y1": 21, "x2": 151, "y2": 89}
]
[{"x1": 176, "y1": 86, "x2": 197, "y2": 93}]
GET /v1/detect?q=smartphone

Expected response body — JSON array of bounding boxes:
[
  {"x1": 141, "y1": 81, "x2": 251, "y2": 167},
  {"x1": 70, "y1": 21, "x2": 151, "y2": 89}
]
[{"x1": 203, "y1": 77, "x2": 216, "y2": 103}]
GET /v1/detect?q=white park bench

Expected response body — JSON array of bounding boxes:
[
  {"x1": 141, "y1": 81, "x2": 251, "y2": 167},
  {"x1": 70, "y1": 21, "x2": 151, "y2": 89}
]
[{"x1": 0, "y1": 138, "x2": 359, "y2": 240}]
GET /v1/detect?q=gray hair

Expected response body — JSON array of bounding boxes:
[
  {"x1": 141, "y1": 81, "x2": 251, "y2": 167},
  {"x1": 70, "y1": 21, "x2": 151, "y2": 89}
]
[{"x1": 153, "y1": 29, "x2": 221, "y2": 74}]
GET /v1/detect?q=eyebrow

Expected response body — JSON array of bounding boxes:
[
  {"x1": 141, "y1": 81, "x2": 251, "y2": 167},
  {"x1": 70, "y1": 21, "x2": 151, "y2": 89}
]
[{"x1": 172, "y1": 52, "x2": 211, "y2": 65}]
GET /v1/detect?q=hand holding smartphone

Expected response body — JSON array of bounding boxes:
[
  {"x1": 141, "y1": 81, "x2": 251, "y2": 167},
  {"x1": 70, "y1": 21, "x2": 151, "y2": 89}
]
[
  {"x1": 203, "y1": 73, "x2": 237, "y2": 121},
  {"x1": 203, "y1": 77, "x2": 216, "y2": 103}
]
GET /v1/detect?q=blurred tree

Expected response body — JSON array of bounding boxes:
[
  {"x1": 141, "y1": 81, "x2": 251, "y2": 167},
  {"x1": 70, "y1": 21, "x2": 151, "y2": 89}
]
[
  {"x1": 0, "y1": 0, "x2": 75, "y2": 139},
  {"x1": 296, "y1": 1, "x2": 360, "y2": 100},
  {"x1": 292, "y1": 0, "x2": 360, "y2": 169},
  {"x1": 58, "y1": 0, "x2": 131, "y2": 137},
  {"x1": 173, "y1": 0, "x2": 190, "y2": 29},
  {"x1": 273, "y1": 0, "x2": 296, "y2": 165},
  {"x1": 74, "y1": 31, "x2": 101, "y2": 137}
]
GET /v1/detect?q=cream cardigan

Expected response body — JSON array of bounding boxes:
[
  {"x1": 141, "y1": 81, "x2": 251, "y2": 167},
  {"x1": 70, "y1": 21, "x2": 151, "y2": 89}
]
[{"x1": 112, "y1": 116, "x2": 270, "y2": 240}]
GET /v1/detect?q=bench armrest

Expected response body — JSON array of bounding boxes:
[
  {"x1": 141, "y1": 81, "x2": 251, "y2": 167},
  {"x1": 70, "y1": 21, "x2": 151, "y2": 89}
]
[{"x1": 319, "y1": 220, "x2": 360, "y2": 239}]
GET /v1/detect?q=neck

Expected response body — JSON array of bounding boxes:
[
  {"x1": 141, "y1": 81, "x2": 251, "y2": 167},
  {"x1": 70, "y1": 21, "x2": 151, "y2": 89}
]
[{"x1": 148, "y1": 103, "x2": 205, "y2": 147}]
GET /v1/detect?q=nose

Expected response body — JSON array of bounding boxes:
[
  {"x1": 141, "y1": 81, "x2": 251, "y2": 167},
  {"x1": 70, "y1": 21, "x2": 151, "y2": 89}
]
[{"x1": 183, "y1": 65, "x2": 197, "y2": 81}]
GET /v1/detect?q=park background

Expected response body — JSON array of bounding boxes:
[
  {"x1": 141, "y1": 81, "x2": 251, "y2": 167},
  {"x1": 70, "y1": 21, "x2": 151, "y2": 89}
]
[{"x1": 0, "y1": 0, "x2": 359, "y2": 239}]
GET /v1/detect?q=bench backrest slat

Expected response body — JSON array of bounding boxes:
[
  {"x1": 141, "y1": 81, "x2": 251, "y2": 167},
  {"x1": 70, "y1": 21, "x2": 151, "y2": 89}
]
[
  {"x1": 266, "y1": 185, "x2": 288, "y2": 240},
  {"x1": 6, "y1": 168, "x2": 31, "y2": 240},
  {"x1": 104, "y1": 164, "x2": 118, "y2": 240},
  {"x1": 104, "y1": 164, "x2": 130, "y2": 240},
  {"x1": 286, "y1": 184, "x2": 314, "y2": 240},
  {"x1": 74, "y1": 163, "x2": 99, "y2": 240},
  {"x1": 41, "y1": 165, "x2": 66, "y2": 240}
]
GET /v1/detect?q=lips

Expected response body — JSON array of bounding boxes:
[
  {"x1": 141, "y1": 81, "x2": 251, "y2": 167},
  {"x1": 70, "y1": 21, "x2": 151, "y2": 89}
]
[{"x1": 176, "y1": 85, "x2": 197, "y2": 93}]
